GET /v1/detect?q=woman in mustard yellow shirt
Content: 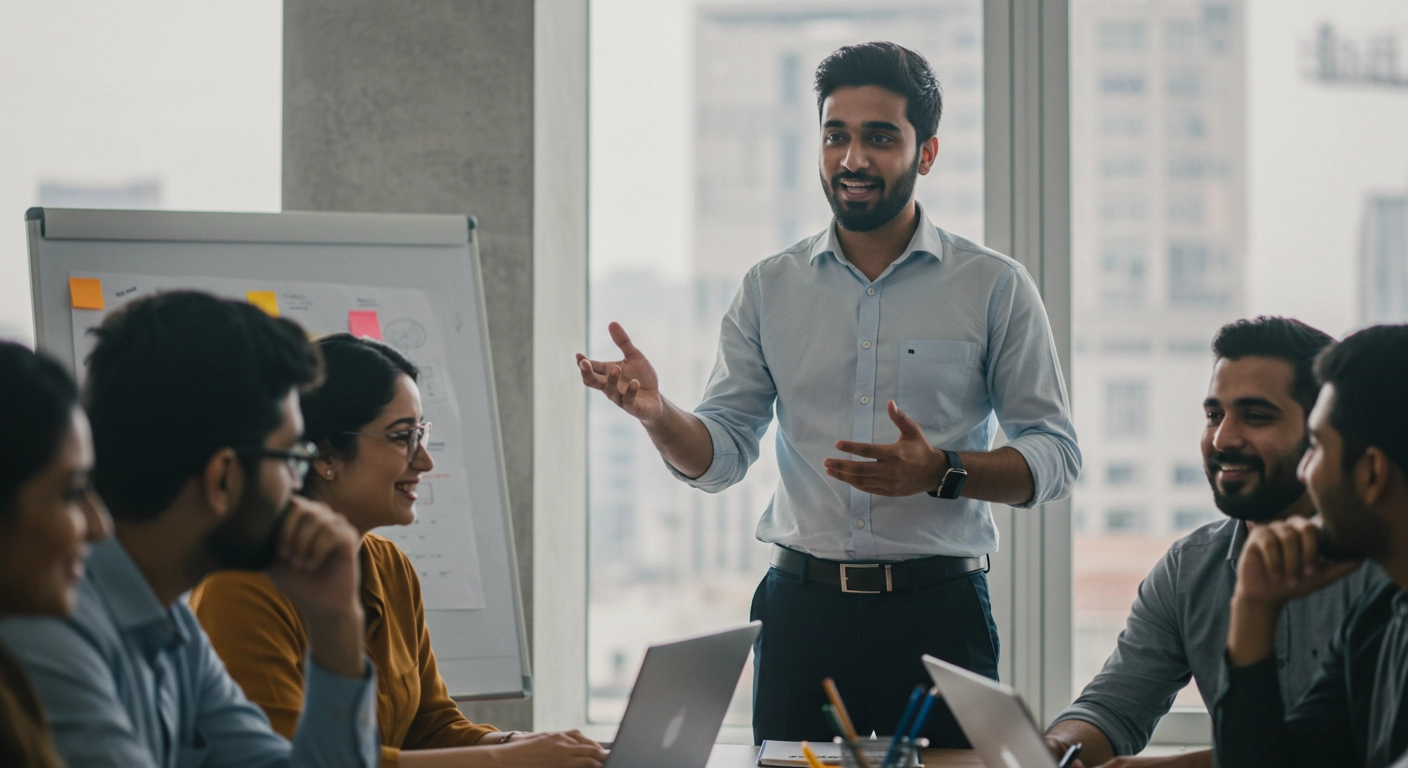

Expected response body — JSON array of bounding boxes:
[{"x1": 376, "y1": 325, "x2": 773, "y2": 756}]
[
  {"x1": 0, "y1": 342, "x2": 112, "y2": 768},
  {"x1": 192, "y1": 334, "x2": 604, "y2": 768}
]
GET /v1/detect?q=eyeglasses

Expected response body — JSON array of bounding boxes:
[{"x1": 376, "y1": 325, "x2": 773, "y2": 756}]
[
  {"x1": 239, "y1": 441, "x2": 319, "y2": 479},
  {"x1": 342, "y1": 421, "x2": 432, "y2": 463}
]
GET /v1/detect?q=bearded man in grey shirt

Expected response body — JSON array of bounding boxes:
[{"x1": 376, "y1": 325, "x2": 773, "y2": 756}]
[{"x1": 1043, "y1": 317, "x2": 1384, "y2": 768}]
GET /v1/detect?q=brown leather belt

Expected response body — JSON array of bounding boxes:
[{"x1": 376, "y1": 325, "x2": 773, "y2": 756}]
[{"x1": 769, "y1": 545, "x2": 989, "y2": 594}]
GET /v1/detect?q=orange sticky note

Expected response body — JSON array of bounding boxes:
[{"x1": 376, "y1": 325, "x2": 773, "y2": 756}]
[
  {"x1": 246, "y1": 291, "x2": 280, "y2": 316},
  {"x1": 348, "y1": 310, "x2": 382, "y2": 340},
  {"x1": 69, "y1": 277, "x2": 105, "y2": 310}
]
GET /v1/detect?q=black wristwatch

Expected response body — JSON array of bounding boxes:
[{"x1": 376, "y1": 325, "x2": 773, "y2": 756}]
[{"x1": 927, "y1": 450, "x2": 967, "y2": 500}]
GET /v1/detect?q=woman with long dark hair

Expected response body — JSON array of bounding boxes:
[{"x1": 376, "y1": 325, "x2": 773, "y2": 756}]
[{"x1": 0, "y1": 341, "x2": 112, "y2": 767}]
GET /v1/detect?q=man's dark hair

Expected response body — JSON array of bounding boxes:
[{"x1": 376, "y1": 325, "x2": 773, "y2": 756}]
[
  {"x1": 814, "y1": 41, "x2": 942, "y2": 142},
  {"x1": 300, "y1": 334, "x2": 418, "y2": 487},
  {"x1": 1313, "y1": 324, "x2": 1408, "y2": 474},
  {"x1": 84, "y1": 291, "x2": 322, "y2": 522},
  {"x1": 0, "y1": 342, "x2": 79, "y2": 518},
  {"x1": 1212, "y1": 316, "x2": 1335, "y2": 415}
]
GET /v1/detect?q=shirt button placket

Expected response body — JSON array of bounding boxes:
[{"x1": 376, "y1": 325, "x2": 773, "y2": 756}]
[{"x1": 849, "y1": 281, "x2": 881, "y2": 558}]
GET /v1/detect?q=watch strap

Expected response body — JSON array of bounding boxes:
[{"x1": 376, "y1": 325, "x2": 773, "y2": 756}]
[{"x1": 927, "y1": 450, "x2": 966, "y2": 499}]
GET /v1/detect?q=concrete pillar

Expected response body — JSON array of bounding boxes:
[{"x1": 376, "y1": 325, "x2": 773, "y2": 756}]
[{"x1": 282, "y1": 0, "x2": 587, "y2": 730}]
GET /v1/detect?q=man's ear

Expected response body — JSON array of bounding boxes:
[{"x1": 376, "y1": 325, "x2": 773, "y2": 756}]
[
  {"x1": 1356, "y1": 446, "x2": 1392, "y2": 507},
  {"x1": 201, "y1": 448, "x2": 244, "y2": 519},
  {"x1": 917, "y1": 135, "x2": 940, "y2": 175}
]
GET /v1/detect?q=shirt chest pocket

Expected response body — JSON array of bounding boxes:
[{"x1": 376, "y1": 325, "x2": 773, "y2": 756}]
[{"x1": 896, "y1": 340, "x2": 979, "y2": 429}]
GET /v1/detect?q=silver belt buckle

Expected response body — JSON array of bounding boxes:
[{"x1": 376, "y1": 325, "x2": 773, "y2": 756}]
[{"x1": 839, "y1": 563, "x2": 892, "y2": 594}]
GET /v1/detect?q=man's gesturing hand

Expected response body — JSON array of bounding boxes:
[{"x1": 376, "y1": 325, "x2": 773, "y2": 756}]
[
  {"x1": 577, "y1": 322, "x2": 665, "y2": 423},
  {"x1": 823, "y1": 400, "x2": 946, "y2": 497}
]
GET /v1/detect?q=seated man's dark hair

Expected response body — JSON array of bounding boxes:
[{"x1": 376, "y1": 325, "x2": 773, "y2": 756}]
[
  {"x1": 814, "y1": 41, "x2": 942, "y2": 142},
  {"x1": 1211, "y1": 316, "x2": 1335, "y2": 415},
  {"x1": 1313, "y1": 324, "x2": 1408, "y2": 473},
  {"x1": 0, "y1": 342, "x2": 79, "y2": 517},
  {"x1": 84, "y1": 291, "x2": 322, "y2": 522},
  {"x1": 300, "y1": 333, "x2": 418, "y2": 487}
]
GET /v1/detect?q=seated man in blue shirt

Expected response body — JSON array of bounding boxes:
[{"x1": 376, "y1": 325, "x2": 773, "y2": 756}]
[
  {"x1": 1217, "y1": 324, "x2": 1408, "y2": 767},
  {"x1": 579, "y1": 42, "x2": 1080, "y2": 745},
  {"x1": 1043, "y1": 317, "x2": 1382, "y2": 767},
  {"x1": 0, "y1": 291, "x2": 380, "y2": 768}
]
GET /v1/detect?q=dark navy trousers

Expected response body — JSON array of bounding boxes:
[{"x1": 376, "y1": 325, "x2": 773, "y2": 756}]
[{"x1": 749, "y1": 565, "x2": 1000, "y2": 747}]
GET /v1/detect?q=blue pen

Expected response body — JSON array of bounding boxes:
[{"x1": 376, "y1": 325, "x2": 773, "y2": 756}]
[
  {"x1": 880, "y1": 686, "x2": 926, "y2": 768},
  {"x1": 906, "y1": 687, "x2": 940, "y2": 741}
]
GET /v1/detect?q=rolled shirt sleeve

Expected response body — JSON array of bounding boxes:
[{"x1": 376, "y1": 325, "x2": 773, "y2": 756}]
[
  {"x1": 984, "y1": 264, "x2": 1081, "y2": 509},
  {"x1": 1050, "y1": 546, "x2": 1191, "y2": 756},
  {"x1": 668, "y1": 268, "x2": 777, "y2": 493}
]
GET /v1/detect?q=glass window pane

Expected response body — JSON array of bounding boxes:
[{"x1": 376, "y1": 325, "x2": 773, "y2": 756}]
[
  {"x1": 1072, "y1": 0, "x2": 1408, "y2": 714},
  {"x1": 0, "y1": 1, "x2": 282, "y2": 342},
  {"x1": 589, "y1": 0, "x2": 983, "y2": 726}
]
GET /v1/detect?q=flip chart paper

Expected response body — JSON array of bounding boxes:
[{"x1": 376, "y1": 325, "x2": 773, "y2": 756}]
[
  {"x1": 68, "y1": 273, "x2": 485, "y2": 610},
  {"x1": 246, "y1": 291, "x2": 280, "y2": 316},
  {"x1": 69, "y1": 277, "x2": 104, "y2": 309},
  {"x1": 348, "y1": 310, "x2": 382, "y2": 339}
]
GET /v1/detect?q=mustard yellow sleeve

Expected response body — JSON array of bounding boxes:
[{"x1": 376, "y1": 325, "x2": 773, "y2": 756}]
[
  {"x1": 189, "y1": 572, "x2": 309, "y2": 739},
  {"x1": 396, "y1": 556, "x2": 499, "y2": 750}
]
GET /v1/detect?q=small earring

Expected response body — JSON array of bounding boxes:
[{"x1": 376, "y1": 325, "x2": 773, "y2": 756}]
[{"x1": 325, "y1": 470, "x2": 335, "y2": 479}]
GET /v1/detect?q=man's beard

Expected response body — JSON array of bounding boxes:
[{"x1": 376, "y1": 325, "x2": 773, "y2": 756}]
[
  {"x1": 1205, "y1": 444, "x2": 1308, "y2": 522},
  {"x1": 1315, "y1": 476, "x2": 1390, "y2": 561},
  {"x1": 821, "y1": 149, "x2": 920, "y2": 233},
  {"x1": 205, "y1": 471, "x2": 290, "y2": 571}
]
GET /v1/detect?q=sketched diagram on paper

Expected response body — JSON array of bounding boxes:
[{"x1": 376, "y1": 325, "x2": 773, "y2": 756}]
[{"x1": 66, "y1": 272, "x2": 486, "y2": 610}]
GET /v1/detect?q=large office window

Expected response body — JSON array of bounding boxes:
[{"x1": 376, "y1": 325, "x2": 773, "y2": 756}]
[
  {"x1": 588, "y1": 0, "x2": 984, "y2": 726},
  {"x1": 0, "y1": 1, "x2": 282, "y2": 343},
  {"x1": 1071, "y1": 0, "x2": 1408, "y2": 716}
]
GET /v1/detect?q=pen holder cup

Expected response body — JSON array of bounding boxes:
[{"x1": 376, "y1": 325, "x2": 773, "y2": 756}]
[{"x1": 837, "y1": 737, "x2": 928, "y2": 768}]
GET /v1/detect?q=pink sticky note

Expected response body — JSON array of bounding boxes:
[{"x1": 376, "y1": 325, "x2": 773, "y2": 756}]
[{"x1": 348, "y1": 310, "x2": 382, "y2": 340}]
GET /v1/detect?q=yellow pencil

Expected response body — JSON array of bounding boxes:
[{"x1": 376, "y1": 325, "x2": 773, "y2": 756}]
[
  {"x1": 801, "y1": 741, "x2": 827, "y2": 768},
  {"x1": 822, "y1": 678, "x2": 859, "y2": 741}
]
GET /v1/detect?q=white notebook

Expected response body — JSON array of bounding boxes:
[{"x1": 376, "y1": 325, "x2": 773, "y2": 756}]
[{"x1": 757, "y1": 740, "x2": 922, "y2": 767}]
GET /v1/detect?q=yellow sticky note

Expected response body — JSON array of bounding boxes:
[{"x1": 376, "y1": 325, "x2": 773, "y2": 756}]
[
  {"x1": 246, "y1": 291, "x2": 280, "y2": 316},
  {"x1": 69, "y1": 277, "x2": 105, "y2": 310}
]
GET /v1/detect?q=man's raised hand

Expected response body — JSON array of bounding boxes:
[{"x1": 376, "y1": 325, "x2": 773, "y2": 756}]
[{"x1": 577, "y1": 322, "x2": 665, "y2": 423}]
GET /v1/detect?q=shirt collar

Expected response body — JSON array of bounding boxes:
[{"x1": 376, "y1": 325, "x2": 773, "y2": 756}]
[
  {"x1": 808, "y1": 201, "x2": 946, "y2": 268},
  {"x1": 87, "y1": 537, "x2": 187, "y2": 657},
  {"x1": 1227, "y1": 519, "x2": 1249, "y2": 568}
]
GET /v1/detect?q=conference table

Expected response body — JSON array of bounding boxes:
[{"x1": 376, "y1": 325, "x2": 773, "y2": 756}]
[{"x1": 704, "y1": 744, "x2": 983, "y2": 767}]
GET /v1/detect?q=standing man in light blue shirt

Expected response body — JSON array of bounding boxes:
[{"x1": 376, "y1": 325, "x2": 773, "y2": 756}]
[
  {"x1": 578, "y1": 42, "x2": 1080, "y2": 745},
  {"x1": 0, "y1": 291, "x2": 380, "y2": 768}
]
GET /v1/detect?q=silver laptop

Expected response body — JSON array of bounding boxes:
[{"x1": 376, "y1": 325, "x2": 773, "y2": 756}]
[
  {"x1": 606, "y1": 622, "x2": 762, "y2": 768},
  {"x1": 922, "y1": 654, "x2": 1058, "y2": 768}
]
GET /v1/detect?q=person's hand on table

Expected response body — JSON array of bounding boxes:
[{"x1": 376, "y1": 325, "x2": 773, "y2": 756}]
[
  {"x1": 484, "y1": 730, "x2": 606, "y2": 768},
  {"x1": 824, "y1": 400, "x2": 947, "y2": 497},
  {"x1": 1042, "y1": 735, "x2": 1086, "y2": 768}
]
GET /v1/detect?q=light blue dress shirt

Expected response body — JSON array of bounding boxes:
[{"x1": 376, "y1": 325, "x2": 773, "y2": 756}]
[
  {"x1": 0, "y1": 537, "x2": 380, "y2": 768},
  {"x1": 675, "y1": 206, "x2": 1081, "y2": 561}
]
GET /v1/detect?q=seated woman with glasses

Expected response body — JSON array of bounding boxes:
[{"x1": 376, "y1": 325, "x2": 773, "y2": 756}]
[
  {"x1": 190, "y1": 333, "x2": 605, "y2": 768},
  {"x1": 0, "y1": 341, "x2": 112, "y2": 768}
]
